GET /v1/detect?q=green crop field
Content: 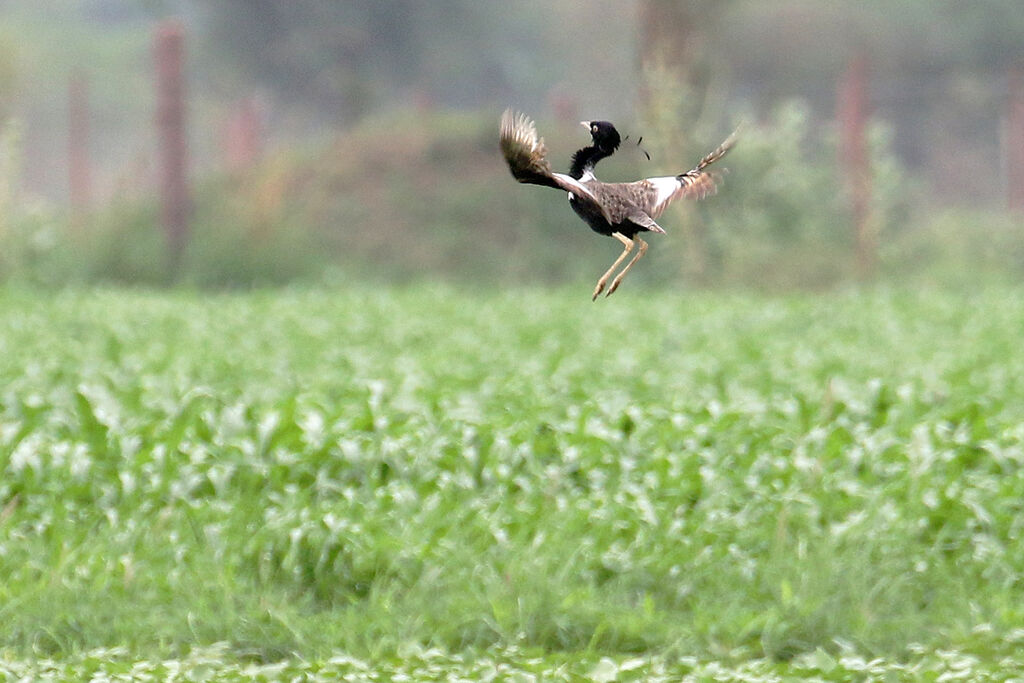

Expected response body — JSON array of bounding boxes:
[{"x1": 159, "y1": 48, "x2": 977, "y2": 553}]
[{"x1": 3, "y1": 285, "x2": 1024, "y2": 680}]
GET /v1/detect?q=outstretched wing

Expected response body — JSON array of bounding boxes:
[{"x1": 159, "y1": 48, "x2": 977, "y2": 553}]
[
  {"x1": 499, "y1": 109, "x2": 602, "y2": 204},
  {"x1": 630, "y1": 129, "x2": 738, "y2": 218}
]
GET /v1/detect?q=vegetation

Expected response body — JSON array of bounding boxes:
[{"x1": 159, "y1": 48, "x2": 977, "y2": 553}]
[
  {"x1": 2, "y1": 4, "x2": 1024, "y2": 678},
  {"x1": 3, "y1": 286, "x2": 1024, "y2": 678},
  {"x1": 4, "y1": 104, "x2": 1021, "y2": 291}
]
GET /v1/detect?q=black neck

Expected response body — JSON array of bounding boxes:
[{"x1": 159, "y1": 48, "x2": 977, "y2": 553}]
[{"x1": 569, "y1": 144, "x2": 614, "y2": 180}]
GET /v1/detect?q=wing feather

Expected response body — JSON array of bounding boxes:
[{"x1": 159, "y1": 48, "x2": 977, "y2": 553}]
[
  {"x1": 500, "y1": 109, "x2": 610, "y2": 219},
  {"x1": 636, "y1": 129, "x2": 738, "y2": 218}
]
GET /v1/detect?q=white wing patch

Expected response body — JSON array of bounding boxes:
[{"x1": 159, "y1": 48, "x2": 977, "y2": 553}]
[
  {"x1": 553, "y1": 172, "x2": 597, "y2": 202},
  {"x1": 646, "y1": 176, "x2": 682, "y2": 207}
]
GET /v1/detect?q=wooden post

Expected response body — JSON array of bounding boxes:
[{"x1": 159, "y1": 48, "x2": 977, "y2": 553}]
[
  {"x1": 638, "y1": 0, "x2": 709, "y2": 281},
  {"x1": 154, "y1": 20, "x2": 189, "y2": 271},
  {"x1": 838, "y1": 55, "x2": 874, "y2": 278},
  {"x1": 68, "y1": 73, "x2": 91, "y2": 228},
  {"x1": 1008, "y1": 64, "x2": 1024, "y2": 212}
]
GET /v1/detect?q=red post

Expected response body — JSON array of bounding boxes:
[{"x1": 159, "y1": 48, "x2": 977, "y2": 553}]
[
  {"x1": 68, "y1": 73, "x2": 91, "y2": 228},
  {"x1": 838, "y1": 55, "x2": 873, "y2": 277},
  {"x1": 154, "y1": 20, "x2": 189, "y2": 269},
  {"x1": 1008, "y1": 64, "x2": 1024, "y2": 212}
]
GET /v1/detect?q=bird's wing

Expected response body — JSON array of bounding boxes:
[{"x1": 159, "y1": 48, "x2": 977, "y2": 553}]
[
  {"x1": 499, "y1": 110, "x2": 596, "y2": 198},
  {"x1": 632, "y1": 130, "x2": 738, "y2": 218},
  {"x1": 551, "y1": 173, "x2": 601, "y2": 202},
  {"x1": 625, "y1": 209, "x2": 666, "y2": 234},
  {"x1": 500, "y1": 109, "x2": 611, "y2": 220}
]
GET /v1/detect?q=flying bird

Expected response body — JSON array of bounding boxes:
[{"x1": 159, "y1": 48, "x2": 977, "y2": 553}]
[{"x1": 499, "y1": 109, "x2": 736, "y2": 299}]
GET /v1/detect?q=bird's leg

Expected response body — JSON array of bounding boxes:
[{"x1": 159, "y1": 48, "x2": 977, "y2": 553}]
[
  {"x1": 593, "y1": 232, "x2": 634, "y2": 301},
  {"x1": 605, "y1": 237, "x2": 648, "y2": 297}
]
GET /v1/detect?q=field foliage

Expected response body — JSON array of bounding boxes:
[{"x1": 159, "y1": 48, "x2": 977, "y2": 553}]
[{"x1": 3, "y1": 286, "x2": 1024, "y2": 678}]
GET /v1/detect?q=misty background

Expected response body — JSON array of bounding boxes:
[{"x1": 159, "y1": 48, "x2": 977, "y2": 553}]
[{"x1": 2, "y1": 0, "x2": 1023, "y2": 289}]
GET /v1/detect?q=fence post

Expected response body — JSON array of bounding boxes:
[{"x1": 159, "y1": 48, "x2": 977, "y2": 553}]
[
  {"x1": 838, "y1": 55, "x2": 873, "y2": 278},
  {"x1": 1009, "y1": 64, "x2": 1024, "y2": 212},
  {"x1": 154, "y1": 19, "x2": 189, "y2": 271},
  {"x1": 68, "y1": 73, "x2": 91, "y2": 229}
]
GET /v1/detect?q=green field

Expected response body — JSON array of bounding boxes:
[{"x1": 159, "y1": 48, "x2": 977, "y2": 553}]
[{"x1": 3, "y1": 285, "x2": 1024, "y2": 680}]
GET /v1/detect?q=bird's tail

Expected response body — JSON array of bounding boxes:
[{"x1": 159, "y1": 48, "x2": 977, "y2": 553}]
[
  {"x1": 675, "y1": 127, "x2": 740, "y2": 199},
  {"x1": 500, "y1": 109, "x2": 560, "y2": 188},
  {"x1": 694, "y1": 127, "x2": 739, "y2": 172}
]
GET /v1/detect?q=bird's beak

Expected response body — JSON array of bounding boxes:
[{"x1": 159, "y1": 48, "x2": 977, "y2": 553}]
[{"x1": 580, "y1": 121, "x2": 590, "y2": 130}]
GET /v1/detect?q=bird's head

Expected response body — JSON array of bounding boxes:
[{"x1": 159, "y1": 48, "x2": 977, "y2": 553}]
[{"x1": 581, "y1": 120, "x2": 621, "y2": 153}]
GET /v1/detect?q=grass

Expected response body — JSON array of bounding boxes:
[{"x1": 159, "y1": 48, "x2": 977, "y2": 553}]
[{"x1": 3, "y1": 284, "x2": 1024, "y2": 678}]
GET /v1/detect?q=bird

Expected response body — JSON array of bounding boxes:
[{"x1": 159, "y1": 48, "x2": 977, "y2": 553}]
[
  {"x1": 569, "y1": 120, "x2": 622, "y2": 181},
  {"x1": 499, "y1": 109, "x2": 736, "y2": 299}
]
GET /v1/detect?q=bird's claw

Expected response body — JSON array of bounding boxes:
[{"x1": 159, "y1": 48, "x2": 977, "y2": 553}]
[{"x1": 592, "y1": 279, "x2": 622, "y2": 300}]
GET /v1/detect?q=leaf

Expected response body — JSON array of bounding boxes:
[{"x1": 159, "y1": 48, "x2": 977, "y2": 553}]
[
  {"x1": 588, "y1": 657, "x2": 619, "y2": 683},
  {"x1": 74, "y1": 387, "x2": 109, "y2": 454}
]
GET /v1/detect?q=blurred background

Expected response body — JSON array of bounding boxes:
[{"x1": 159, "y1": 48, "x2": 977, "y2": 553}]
[{"x1": 1, "y1": 0, "x2": 1023, "y2": 290}]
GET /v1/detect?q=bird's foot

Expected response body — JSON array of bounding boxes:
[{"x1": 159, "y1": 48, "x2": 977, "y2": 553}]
[
  {"x1": 592, "y1": 281, "x2": 606, "y2": 301},
  {"x1": 605, "y1": 277, "x2": 623, "y2": 297}
]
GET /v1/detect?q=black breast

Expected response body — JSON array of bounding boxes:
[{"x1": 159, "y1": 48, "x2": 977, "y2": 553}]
[
  {"x1": 569, "y1": 195, "x2": 646, "y2": 238},
  {"x1": 569, "y1": 195, "x2": 613, "y2": 236}
]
